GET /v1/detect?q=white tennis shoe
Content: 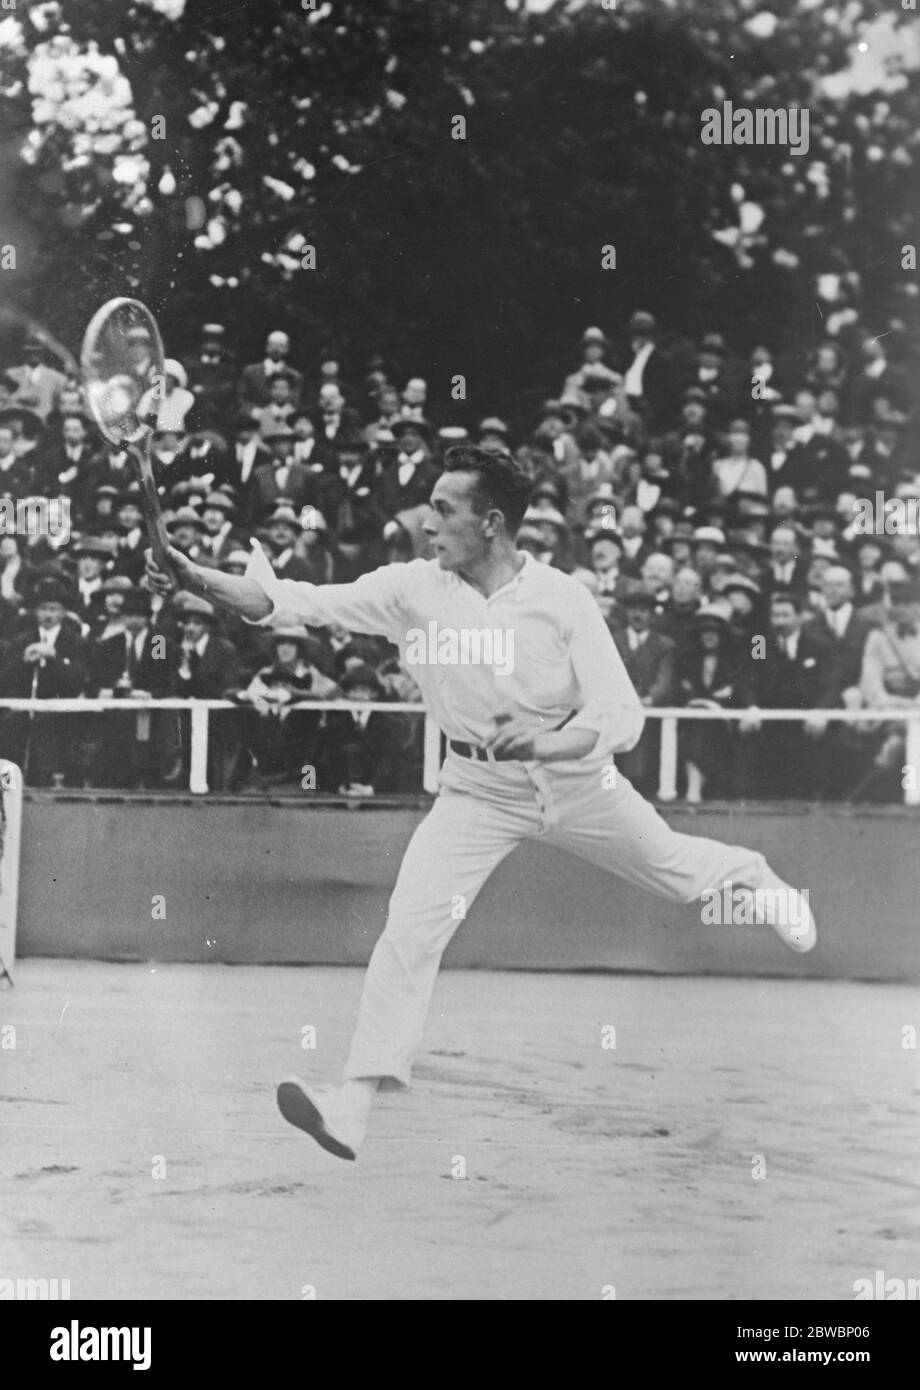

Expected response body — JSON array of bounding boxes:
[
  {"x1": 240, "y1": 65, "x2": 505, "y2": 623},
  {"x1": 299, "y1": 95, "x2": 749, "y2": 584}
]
[
  {"x1": 750, "y1": 868, "x2": 817, "y2": 954},
  {"x1": 276, "y1": 1078, "x2": 366, "y2": 1161}
]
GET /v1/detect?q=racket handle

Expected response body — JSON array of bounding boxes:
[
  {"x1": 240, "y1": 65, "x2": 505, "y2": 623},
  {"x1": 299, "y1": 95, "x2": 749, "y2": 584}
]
[{"x1": 127, "y1": 441, "x2": 175, "y2": 582}]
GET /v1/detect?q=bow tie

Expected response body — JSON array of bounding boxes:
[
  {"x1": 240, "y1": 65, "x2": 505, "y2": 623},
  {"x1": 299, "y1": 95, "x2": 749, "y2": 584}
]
[{"x1": 896, "y1": 623, "x2": 918, "y2": 639}]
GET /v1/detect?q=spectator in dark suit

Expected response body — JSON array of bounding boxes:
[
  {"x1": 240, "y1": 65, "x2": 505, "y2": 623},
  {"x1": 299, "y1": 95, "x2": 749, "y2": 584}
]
[
  {"x1": 255, "y1": 371, "x2": 299, "y2": 439},
  {"x1": 237, "y1": 331, "x2": 303, "y2": 414},
  {"x1": 0, "y1": 578, "x2": 88, "y2": 784},
  {"x1": 764, "y1": 523, "x2": 809, "y2": 596},
  {"x1": 313, "y1": 382, "x2": 364, "y2": 453},
  {"x1": 166, "y1": 507, "x2": 211, "y2": 564},
  {"x1": 611, "y1": 590, "x2": 676, "y2": 795},
  {"x1": 851, "y1": 536, "x2": 888, "y2": 610},
  {"x1": 230, "y1": 412, "x2": 272, "y2": 495},
  {"x1": 164, "y1": 592, "x2": 242, "y2": 788},
  {"x1": 0, "y1": 420, "x2": 40, "y2": 499},
  {"x1": 682, "y1": 333, "x2": 740, "y2": 427},
  {"x1": 290, "y1": 412, "x2": 336, "y2": 474},
  {"x1": 68, "y1": 535, "x2": 113, "y2": 627},
  {"x1": 246, "y1": 427, "x2": 321, "y2": 521},
  {"x1": 372, "y1": 419, "x2": 440, "y2": 518},
  {"x1": 88, "y1": 586, "x2": 172, "y2": 788},
  {"x1": 618, "y1": 311, "x2": 672, "y2": 423},
  {"x1": 262, "y1": 507, "x2": 322, "y2": 583},
  {"x1": 748, "y1": 589, "x2": 839, "y2": 798},
  {"x1": 764, "y1": 408, "x2": 806, "y2": 495},
  {"x1": 109, "y1": 492, "x2": 148, "y2": 584},
  {"x1": 662, "y1": 388, "x2": 717, "y2": 509},
  {"x1": 37, "y1": 411, "x2": 103, "y2": 519},
  {"x1": 197, "y1": 491, "x2": 247, "y2": 567},
  {"x1": 677, "y1": 606, "x2": 756, "y2": 801},
  {"x1": 655, "y1": 564, "x2": 703, "y2": 649},
  {"x1": 319, "y1": 664, "x2": 404, "y2": 796},
  {"x1": 317, "y1": 430, "x2": 382, "y2": 539},
  {"x1": 815, "y1": 565, "x2": 877, "y2": 697},
  {"x1": 584, "y1": 531, "x2": 633, "y2": 621},
  {"x1": 184, "y1": 322, "x2": 238, "y2": 431}
]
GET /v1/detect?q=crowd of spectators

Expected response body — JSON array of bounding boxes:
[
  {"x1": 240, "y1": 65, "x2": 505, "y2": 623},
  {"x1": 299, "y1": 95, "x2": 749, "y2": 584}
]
[{"x1": 0, "y1": 304, "x2": 917, "y2": 801}]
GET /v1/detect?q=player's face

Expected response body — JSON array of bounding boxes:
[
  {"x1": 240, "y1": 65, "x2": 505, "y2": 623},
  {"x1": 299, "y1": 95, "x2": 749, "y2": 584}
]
[{"x1": 424, "y1": 472, "x2": 492, "y2": 571}]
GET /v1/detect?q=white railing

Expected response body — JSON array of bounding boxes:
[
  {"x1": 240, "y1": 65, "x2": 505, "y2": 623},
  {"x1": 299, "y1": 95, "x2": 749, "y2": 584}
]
[
  {"x1": 0, "y1": 759, "x2": 23, "y2": 983},
  {"x1": 1, "y1": 700, "x2": 918, "y2": 804},
  {"x1": 643, "y1": 707, "x2": 920, "y2": 807}
]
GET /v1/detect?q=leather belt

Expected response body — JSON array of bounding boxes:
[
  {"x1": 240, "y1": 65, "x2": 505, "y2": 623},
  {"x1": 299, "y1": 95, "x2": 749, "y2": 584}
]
[
  {"x1": 448, "y1": 710, "x2": 576, "y2": 762},
  {"x1": 448, "y1": 740, "x2": 489, "y2": 762}
]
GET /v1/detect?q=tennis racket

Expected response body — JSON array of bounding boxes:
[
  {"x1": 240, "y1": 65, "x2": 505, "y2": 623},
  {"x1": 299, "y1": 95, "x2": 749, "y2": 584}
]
[{"x1": 80, "y1": 297, "x2": 174, "y2": 577}]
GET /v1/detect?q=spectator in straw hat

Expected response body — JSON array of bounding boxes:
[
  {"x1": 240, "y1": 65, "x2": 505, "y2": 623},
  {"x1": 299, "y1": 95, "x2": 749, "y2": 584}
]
[
  {"x1": 198, "y1": 491, "x2": 246, "y2": 566},
  {"x1": 166, "y1": 507, "x2": 210, "y2": 563},
  {"x1": 262, "y1": 506, "x2": 317, "y2": 583}
]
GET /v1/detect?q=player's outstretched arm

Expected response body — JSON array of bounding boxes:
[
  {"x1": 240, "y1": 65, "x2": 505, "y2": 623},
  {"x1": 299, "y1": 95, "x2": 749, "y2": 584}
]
[{"x1": 145, "y1": 546, "x2": 273, "y2": 623}]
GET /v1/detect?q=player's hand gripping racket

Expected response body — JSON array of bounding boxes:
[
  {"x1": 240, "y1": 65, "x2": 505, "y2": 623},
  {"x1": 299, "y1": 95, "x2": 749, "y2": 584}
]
[{"x1": 80, "y1": 297, "x2": 174, "y2": 581}]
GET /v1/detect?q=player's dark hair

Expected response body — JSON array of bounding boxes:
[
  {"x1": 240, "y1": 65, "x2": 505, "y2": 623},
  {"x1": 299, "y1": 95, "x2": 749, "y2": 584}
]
[{"x1": 442, "y1": 444, "x2": 533, "y2": 535}]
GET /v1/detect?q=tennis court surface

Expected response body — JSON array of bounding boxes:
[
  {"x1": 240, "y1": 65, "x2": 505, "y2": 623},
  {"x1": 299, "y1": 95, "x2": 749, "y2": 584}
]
[{"x1": 2, "y1": 960, "x2": 917, "y2": 1300}]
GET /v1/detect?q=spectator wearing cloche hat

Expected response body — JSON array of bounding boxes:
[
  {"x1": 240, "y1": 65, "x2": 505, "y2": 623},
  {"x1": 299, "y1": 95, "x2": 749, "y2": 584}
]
[
  {"x1": 236, "y1": 624, "x2": 341, "y2": 786},
  {"x1": 676, "y1": 602, "x2": 755, "y2": 802}
]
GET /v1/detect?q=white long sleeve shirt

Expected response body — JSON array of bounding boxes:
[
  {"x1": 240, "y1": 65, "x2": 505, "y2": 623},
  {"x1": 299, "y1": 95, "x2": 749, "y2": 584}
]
[{"x1": 243, "y1": 541, "x2": 644, "y2": 756}]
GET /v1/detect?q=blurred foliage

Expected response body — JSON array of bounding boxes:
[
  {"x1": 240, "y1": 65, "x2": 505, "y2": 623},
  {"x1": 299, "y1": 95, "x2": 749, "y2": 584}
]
[{"x1": 0, "y1": 0, "x2": 916, "y2": 413}]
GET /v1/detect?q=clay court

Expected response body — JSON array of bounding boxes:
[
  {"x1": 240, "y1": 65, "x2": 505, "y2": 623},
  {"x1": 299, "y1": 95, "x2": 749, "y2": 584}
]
[{"x1": 2, "y1": 959, "x2": 917, "y2": 1301}]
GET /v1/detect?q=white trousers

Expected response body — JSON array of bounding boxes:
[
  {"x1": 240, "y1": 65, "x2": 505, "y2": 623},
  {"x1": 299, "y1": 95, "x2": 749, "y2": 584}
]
[{"x1": 344, "y1": 751, "x2": 770, "y2": 1087}]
